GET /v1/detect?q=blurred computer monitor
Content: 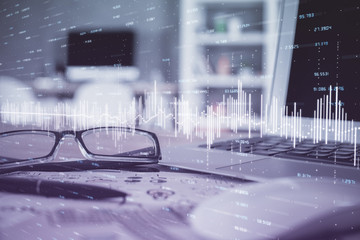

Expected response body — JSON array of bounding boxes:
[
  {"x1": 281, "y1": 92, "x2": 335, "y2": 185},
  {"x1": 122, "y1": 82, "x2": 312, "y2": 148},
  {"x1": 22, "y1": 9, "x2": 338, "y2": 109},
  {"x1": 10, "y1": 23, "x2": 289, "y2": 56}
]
[{"x1": 66, "y1": 30, "x2": 139, "y2": 82}]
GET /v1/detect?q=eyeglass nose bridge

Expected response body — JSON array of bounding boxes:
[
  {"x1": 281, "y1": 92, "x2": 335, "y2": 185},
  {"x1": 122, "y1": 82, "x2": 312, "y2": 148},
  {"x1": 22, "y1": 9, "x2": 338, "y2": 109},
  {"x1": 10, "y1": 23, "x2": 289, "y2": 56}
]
[
  {"x1": 57, "y1": 130, "x2": 82, "y2": 144},
  {"x1": 56, "y1": 130, "x2": 80, "y2": 147},
  {"x1": 52, "y1": 130, "x2": 90, "y2": 161},
  {"x1": 60, "y1": 130, "x2": 76, "y2": 137}
]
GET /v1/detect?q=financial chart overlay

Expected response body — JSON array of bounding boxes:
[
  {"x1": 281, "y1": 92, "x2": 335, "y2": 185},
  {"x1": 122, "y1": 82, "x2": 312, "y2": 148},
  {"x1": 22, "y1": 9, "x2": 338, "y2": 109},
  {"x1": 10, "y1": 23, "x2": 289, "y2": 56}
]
[{"x1": 1, "y1": 80, "x2": 359, "y2": 167}]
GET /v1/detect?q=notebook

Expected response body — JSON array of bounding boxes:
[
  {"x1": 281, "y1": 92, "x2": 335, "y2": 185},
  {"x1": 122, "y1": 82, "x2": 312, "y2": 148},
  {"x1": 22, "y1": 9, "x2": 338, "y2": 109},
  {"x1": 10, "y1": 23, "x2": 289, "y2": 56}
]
[{"x1": 160, "y1": 0, "x2": 360, "y2": 182}]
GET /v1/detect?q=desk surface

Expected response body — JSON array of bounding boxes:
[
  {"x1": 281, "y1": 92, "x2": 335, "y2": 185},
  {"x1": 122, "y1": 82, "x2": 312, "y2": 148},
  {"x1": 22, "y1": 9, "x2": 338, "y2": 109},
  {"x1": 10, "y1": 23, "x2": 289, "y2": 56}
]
[
  {"x1": 0, "y1": 165, "x2": 244, "y2": 240},
  {"x1": 1, "y1": 123, "x2": 360, "y2": 239},
  {"x1": 0, "y1": 122, "x2": 247, "y2": 239}
]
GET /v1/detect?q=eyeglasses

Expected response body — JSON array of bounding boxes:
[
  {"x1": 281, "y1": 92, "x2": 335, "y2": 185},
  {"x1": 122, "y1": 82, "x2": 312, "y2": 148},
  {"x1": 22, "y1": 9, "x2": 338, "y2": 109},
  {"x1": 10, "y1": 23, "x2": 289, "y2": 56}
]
[{"x1": 0, "y1": 127, "x2": 161, "y2": 169}]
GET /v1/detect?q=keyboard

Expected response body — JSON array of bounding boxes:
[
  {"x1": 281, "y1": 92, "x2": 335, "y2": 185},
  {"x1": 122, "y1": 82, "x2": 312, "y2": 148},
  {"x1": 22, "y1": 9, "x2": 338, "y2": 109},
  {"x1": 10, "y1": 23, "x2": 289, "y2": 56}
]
[{"x1": 199, "y1": 136, "x2": 359, "y2": 166}]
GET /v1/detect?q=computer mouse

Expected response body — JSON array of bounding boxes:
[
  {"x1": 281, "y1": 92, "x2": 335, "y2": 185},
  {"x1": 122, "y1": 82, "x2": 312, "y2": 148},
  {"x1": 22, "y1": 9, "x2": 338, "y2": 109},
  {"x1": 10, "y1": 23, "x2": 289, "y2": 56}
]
[{"x1": 190, "y1": 177, "x2": 360, "y2": 240}]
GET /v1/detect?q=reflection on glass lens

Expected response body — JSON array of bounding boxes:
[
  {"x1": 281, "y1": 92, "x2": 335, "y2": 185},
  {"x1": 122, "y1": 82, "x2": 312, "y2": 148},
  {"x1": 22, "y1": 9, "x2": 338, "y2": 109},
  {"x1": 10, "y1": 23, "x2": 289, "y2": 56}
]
[
  {"x1": 0, "y1": 132, "x2": 56, "y2": 161},
  {"x1": 82, "y1": 128, "x2": 156, "y2": 158}
]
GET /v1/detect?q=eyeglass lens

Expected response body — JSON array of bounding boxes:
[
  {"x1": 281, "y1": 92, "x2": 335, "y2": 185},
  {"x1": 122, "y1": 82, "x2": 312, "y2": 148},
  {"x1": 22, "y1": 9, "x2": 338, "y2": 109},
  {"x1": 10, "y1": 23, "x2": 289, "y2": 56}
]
[
  {"x1": 81, "y1": 128, "x2": 156, "y2": 157},
  {"x1": 0, "y1": 132, "x2": 56, "y2": 161}
]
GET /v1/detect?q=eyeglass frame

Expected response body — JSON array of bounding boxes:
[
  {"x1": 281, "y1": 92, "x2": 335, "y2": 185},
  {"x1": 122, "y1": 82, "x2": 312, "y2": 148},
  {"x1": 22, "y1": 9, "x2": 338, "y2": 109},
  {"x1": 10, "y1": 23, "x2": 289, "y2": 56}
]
[{"x1": 0, "y1": 127, "x2": 162, "y2": 169}]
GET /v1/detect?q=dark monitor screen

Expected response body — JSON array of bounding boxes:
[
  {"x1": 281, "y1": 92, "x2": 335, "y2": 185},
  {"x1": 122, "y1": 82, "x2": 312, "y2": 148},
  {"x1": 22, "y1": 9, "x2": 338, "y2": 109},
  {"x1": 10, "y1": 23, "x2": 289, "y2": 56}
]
[
  {"x1": 67, "y1": 30, "x2": 135, "y2": 67},
  {"x1": 285, "y1": 0, "x2": 359, "y2": 121}
]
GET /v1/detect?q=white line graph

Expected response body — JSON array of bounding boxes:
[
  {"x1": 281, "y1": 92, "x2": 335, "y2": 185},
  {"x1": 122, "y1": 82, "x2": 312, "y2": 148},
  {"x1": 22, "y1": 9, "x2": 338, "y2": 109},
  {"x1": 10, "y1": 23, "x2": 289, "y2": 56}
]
[{"x1": 1, "y1": 80, "x2": 359, "y2": 167}]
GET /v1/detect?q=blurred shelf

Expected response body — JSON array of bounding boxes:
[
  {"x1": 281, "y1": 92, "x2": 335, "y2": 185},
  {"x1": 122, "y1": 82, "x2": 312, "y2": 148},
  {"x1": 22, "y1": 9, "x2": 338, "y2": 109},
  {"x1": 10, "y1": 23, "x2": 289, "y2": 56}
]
[
  {"x1": 179, "y1": 0, "x2": 279, "y2": 105},
  {"x1": 196, "y1": 32, "x2": 264, "y2": 46},
  {"x1": 196, "y1": 0, "x2": 264, "y2": 3},
  {"x1": 184, "y1": 75, "x2": 265, "y2": 89}
]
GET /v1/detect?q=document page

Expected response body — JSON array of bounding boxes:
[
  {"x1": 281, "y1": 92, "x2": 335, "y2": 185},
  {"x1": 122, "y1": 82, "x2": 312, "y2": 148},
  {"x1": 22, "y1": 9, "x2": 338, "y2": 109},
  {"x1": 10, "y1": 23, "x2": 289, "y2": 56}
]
[{"x1": 0, "y1": 168, "x2": 244, "y2": 240}]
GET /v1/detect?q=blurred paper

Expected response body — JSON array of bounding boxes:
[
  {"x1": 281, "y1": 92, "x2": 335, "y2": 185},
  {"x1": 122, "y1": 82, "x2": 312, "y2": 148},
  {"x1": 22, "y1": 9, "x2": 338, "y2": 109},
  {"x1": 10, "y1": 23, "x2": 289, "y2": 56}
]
[{"x1": 0, "y1": 169, "x2": 243, "y2": 240}]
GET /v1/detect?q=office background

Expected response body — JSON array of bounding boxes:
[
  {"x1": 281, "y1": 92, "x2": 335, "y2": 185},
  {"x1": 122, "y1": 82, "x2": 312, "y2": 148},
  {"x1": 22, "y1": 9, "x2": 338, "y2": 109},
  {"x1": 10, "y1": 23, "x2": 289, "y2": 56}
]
[
  {"x1": 0, "y1": 0, "x2": 179, "y2": 83},
  {"x1": 0, "y1": 0, "x2": 281, "y2": 132},
  {"x1": 0, "y1": 0, "x2": 279, "y2": 99}
]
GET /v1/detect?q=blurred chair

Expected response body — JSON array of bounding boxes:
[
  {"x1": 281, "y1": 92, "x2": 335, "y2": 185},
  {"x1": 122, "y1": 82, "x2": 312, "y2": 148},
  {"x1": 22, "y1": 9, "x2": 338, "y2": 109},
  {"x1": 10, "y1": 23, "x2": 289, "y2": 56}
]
[
  {"x1": 0, "y1": 76, "x2": 35, "y2": 104},
  {"x1": 0, "y1": 76, "x2": 36, "y2": 126},
  {"x1": 72, "y1": 82, "x2": 134, "y2": 128}
]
